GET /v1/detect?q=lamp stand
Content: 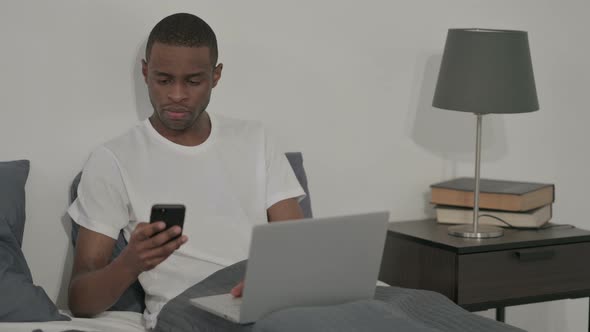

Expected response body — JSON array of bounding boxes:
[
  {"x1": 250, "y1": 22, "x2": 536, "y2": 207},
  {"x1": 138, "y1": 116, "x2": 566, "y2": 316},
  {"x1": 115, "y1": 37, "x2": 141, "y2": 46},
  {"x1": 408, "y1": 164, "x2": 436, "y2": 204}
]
[{"x1": 448, "y1": 114, "x2": 504, "y2": 239}]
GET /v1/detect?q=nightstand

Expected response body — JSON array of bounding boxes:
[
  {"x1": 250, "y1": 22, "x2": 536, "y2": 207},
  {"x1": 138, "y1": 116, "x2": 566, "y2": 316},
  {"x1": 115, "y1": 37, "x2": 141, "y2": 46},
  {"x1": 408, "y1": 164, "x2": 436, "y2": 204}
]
[{"x1": 378, "y1": 219, "x2": 590, "y2": 330}]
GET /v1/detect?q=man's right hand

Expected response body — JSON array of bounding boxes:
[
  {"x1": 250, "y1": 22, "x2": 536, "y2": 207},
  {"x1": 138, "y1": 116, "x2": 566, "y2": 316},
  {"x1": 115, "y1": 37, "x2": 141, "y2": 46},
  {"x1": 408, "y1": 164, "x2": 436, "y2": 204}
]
[{"x1": 119, "y1": 221, "x2": 188, "y2": 276}]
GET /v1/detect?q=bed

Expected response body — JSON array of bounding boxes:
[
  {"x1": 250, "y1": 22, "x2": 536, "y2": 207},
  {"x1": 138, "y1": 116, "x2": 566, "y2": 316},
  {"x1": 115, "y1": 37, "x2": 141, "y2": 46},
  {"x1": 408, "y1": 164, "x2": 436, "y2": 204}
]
[
  {"x1": 0, "y1": 261, "x2": 524, "y2": 332},
  {"x1": 154, "y1": 260, "x2": 525, "y2": 332},
  {"x1": 0, "y1": 311, "x2": 146, "y2": 332},
  {"x1": 0, "y1": 157, "x2": 524, "y2": 332}
]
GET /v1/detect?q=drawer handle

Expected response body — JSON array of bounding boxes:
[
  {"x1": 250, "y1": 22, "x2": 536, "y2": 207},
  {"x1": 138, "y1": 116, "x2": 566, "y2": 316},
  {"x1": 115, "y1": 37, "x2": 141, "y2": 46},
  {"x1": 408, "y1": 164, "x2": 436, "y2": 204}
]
[{"x1": 514, "y1": 250, "x2": 555, "y2": 262}]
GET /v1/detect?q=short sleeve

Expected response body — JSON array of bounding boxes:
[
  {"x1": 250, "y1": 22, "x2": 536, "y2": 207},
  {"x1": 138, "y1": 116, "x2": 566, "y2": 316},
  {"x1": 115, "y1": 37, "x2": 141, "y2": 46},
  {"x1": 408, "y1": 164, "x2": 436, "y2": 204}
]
[
  {"x1": 67, "y1": 146, "x2": 130, "y2": 240},
  {"x1": 264, "y1": 130, "x2": 306, "y2": 209}
]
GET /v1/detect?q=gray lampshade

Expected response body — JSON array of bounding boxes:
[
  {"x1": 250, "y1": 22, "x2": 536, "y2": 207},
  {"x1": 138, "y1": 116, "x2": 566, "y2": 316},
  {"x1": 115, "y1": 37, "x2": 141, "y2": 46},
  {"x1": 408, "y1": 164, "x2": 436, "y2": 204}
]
[{"x1": 432, "y1": 29, "x2": 539, "y2": 114}]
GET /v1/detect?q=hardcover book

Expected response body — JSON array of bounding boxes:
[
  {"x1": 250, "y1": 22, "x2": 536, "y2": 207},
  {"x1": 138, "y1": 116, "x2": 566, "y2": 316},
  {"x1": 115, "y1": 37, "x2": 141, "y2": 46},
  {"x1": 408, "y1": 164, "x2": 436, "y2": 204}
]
[
  {"x1": 435, "y1": 204, "x2": 552, "y2": 228},
  {"x1": 430, "y1": 177, "x2": 554, "y2": 212}
]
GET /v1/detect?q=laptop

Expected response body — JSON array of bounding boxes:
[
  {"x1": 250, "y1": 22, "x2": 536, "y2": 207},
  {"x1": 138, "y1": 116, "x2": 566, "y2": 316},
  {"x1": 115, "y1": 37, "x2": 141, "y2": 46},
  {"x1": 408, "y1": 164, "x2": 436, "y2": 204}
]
[{"x1": 189, "y1": 211, "x2": 390, "y2": 324}]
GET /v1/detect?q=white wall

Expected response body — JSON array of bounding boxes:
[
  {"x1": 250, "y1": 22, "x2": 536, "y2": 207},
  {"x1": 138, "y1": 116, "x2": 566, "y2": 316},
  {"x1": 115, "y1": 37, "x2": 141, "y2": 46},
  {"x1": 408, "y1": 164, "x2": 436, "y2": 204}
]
[{"x1": 1, "y1": 1, "x2": 588, "y2": 330}]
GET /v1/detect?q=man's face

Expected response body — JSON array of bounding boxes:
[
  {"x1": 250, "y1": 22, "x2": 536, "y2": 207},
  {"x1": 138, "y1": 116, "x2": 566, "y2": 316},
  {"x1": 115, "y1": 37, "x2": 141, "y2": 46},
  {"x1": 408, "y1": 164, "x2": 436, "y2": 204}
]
[{"x1": 142, "y1": 42, "x2": 222, "y2": 131}]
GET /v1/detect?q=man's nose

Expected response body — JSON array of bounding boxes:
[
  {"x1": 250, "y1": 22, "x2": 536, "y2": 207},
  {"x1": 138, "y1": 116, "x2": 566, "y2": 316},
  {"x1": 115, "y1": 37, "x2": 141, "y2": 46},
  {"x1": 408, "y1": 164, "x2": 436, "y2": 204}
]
[{"x1": 168, "y1": 82, "x2": 188, "y2": 102}]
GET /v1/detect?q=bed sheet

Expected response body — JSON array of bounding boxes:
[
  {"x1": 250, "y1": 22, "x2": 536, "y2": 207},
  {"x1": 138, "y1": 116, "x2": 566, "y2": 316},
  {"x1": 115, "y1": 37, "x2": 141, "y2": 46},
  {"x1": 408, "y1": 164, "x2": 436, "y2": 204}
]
[{"x1": 0, "y1": 310, "x2": 146, "y2": 332}]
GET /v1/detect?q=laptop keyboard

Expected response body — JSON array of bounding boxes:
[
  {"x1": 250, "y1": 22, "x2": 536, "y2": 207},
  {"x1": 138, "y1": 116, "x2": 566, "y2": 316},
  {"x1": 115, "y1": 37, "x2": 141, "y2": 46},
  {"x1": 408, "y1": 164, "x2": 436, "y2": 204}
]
[
  {"x1": 224, "y1": 297, "x2": 242, "y2": 318},
  {"x1": 190, "y1": 294, "x2": 243, "y2": 321}
]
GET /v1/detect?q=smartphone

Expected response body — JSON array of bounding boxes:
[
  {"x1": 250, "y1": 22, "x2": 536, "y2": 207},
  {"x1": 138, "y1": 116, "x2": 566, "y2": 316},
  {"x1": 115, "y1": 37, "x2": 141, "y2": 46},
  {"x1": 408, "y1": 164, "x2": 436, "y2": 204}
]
[{"x1": 150, "y1": 204, "x2": 186, "y2": 236}]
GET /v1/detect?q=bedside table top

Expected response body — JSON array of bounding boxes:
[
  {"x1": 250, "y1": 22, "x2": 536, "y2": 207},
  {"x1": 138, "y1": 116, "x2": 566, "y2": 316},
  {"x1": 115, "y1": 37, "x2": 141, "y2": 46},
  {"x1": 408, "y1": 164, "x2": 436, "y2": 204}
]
[{"x1": 388, "y1": 219, "x2": 590, "y2": 254}]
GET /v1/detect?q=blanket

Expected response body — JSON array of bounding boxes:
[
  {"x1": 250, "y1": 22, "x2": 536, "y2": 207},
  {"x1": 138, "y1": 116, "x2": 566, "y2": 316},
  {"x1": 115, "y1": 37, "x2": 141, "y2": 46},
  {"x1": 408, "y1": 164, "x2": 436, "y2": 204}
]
[{"x1": 155, "y1": 261, "x2": 524, "y2": 332}]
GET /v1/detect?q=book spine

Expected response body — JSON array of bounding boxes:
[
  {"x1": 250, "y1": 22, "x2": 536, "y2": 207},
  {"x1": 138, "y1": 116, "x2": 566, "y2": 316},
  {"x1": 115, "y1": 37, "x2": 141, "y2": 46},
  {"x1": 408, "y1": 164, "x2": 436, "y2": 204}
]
[
  {"x1": 435, "y1": 205, "x2": 552, "y2": 228},
  {"x1": 431, "y1": 186, "x2": 554, "y2": 212}
]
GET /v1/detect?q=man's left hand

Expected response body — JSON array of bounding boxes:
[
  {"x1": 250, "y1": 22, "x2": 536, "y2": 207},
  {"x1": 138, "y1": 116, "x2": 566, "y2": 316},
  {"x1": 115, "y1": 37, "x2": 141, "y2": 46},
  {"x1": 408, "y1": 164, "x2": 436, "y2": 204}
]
[{"x1": 230, "y1": 280, "x2": 244, "y2": 297}]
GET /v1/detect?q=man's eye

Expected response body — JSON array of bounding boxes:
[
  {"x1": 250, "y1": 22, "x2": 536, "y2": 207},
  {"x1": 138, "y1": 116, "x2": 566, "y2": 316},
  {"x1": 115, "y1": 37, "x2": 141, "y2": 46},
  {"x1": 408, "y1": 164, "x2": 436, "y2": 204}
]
[
  {"x1": 157, "y1": 79, "x2": 172, "y2": 85},
  {"x1": 188, "y1": 80, "x2": 202, "y2": 86}
]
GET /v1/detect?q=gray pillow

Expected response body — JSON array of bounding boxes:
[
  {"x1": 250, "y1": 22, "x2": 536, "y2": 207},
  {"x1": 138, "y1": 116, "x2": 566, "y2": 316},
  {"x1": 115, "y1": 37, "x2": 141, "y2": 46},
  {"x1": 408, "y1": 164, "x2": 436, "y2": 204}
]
[
  {"x1": 285, "y1": 152, "x2": 312, "y2": 218},
  {"x1": 0, "y1": 160, "x2": 69, "y2": 322},
  {"x1": 0, "y1": 160, "x2": 29, "y2": 247}
]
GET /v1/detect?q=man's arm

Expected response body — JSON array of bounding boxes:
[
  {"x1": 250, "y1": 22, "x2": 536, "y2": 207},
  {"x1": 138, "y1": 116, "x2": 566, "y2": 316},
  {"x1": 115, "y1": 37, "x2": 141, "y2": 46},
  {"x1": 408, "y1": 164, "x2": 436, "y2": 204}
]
[
  {"x1": 267, "y1": 197, "x2": 304, "y2": 222},
  {"x1": 230, "y1": 197, "x2": 303, "y2": 297},
  {"x1": 69, "y1": 227, "x2": 135, "y2": 317},
  {"x1": 68, "y1": 223, "x2": 187, "y2": 317}
]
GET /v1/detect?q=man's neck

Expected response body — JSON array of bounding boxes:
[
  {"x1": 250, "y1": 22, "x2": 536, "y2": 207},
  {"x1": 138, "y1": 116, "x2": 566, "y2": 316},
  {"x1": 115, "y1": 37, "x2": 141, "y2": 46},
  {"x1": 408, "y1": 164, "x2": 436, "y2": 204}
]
[{"x1": 149, "y1": 112, "x2": 212, "y2": 147}]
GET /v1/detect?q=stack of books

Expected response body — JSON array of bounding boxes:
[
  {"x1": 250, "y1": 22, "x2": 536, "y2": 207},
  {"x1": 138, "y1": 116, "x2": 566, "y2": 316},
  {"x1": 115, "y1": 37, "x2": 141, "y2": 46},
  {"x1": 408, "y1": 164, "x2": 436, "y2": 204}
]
[{"x1": 430, "y1": 177, "x2": 555, "y2": 229}]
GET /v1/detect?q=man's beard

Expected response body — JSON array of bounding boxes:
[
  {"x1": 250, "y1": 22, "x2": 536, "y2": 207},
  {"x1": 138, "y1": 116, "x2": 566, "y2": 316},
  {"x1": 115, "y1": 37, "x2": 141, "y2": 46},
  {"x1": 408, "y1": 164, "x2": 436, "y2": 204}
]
[{"x1": 157, "y1": 108, "x2": 204, "y2": 131}]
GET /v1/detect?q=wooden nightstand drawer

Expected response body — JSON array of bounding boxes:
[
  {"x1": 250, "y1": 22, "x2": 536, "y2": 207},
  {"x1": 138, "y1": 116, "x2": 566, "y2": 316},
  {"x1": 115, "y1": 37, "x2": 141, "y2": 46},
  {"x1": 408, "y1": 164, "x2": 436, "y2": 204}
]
[{"x1": 457, "y1": 242, "x2": 590, "y2": 305}]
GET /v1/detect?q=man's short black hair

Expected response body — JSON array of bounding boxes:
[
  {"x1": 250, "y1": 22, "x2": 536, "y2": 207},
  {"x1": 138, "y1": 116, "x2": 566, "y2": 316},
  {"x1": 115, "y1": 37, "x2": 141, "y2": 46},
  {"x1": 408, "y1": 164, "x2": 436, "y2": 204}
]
[{"x1": 145, "y1": 13, "x2": 218, "y2": 65}]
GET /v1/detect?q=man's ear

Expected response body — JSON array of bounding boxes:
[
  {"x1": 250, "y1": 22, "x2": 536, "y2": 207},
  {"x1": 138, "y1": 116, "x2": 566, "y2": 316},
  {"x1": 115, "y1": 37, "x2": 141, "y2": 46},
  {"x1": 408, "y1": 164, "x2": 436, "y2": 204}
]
[
  {"x1": 141, "y1": 59, "x2": 148, "y2": 84},
  {"x1": 212, "y1": 63, "x2": 223, "y2": 88}
]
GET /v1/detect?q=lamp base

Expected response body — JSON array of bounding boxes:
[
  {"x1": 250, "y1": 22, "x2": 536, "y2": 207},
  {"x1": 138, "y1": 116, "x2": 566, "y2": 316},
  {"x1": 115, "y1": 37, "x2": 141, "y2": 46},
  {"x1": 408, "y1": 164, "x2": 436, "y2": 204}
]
[{"x1": 448, "y1": 224, "x2": 504, "y2": 239}]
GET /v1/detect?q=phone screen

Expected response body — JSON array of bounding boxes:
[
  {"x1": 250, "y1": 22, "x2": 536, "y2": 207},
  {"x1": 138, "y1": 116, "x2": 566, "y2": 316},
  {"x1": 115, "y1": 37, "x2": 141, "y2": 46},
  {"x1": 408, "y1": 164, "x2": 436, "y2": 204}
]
[{"x1": 150, "y1": 204, "x2": 186, "y2": 234}]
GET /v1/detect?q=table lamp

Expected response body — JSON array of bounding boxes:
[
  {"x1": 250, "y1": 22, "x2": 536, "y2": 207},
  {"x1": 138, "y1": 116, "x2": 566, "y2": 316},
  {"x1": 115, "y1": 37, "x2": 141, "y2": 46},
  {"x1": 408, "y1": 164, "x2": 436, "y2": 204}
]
[{"x1": 432, "y1": 29, "x2": 539, "y2": 238}]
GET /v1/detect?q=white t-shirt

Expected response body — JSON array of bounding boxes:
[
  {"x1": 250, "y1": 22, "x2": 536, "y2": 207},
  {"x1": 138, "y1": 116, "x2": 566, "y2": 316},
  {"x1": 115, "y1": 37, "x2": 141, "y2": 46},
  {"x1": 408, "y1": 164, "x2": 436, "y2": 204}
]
[{"x1": 68, "y1": 113, "x2": 305, "y2": 328}]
